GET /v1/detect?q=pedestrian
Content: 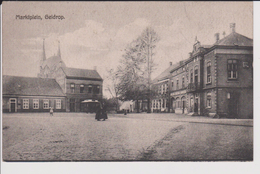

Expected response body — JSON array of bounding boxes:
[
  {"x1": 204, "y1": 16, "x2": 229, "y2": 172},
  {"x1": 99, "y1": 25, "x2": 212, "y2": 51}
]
[
  {"x1": 101, "y1": 102, "x2": 108, "y2": 121},
  {"x1": 95, "y1": 103, "x2": 102, "y2": 121},
  {"x1": 50, "y1": 107, "x2": 53, "y2": 116}
]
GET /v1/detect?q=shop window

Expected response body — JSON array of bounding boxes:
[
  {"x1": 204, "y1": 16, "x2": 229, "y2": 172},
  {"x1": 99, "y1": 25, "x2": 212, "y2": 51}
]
[
  {"x1": 43, "y1": 99, "x2": 49, "y2": 109},
  {"x1": 207, "y1": 62, "x2": 212, "y2": 84},
  {"x1": 23, "y1": 99, "x2": 29, "y2": 109},
  {"x1": 56, "y1": 99, "x2": 61, "y2": 109},
  {"x1": 33, "y1": 99, "x2": 39, "y2": 109},
  {"x1": 176, "y1": 79, "x2": 179, "y2": 90},
  {"x1": 80, "y1": 84, "x2": 84, "y2": 93},
  {"x1": 228, "y1": 59, "x2": 238, "y2": 80},
  {"x1": 70, "y1": 83, "x2": 75, "y2": 93},
  {"x1": 206, "y1": 92, "x2": 211, "y2": 108}
]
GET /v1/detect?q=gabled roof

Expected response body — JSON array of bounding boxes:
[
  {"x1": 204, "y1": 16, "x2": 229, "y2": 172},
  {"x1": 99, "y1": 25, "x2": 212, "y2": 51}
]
[
  {"x1": 215, "y1": 32, "x2": 253, "y2": 47},
  {"x1": 2, "y1": 75, "x2": 65, "y2": 96},
  {"x1": 41, "y1": 56, "x2": 66, "y2": 69},
  {"x1": 62, "y1": 67, "x2": 102, "y2": 80}
]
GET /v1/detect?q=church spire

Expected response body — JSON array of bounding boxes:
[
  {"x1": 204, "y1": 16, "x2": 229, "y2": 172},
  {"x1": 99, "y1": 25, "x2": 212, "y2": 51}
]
[
  {"x1": 57, "y1": 40, "x2": 61, "y2": 58},
  {"x1": 42, "y1": 38, "x2": 46, "y2": 61}
]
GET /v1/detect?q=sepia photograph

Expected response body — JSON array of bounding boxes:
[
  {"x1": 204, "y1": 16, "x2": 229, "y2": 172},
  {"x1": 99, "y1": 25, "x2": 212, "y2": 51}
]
[{"x1": 1, "y1": 1, "x2": 255, "y2": 171}]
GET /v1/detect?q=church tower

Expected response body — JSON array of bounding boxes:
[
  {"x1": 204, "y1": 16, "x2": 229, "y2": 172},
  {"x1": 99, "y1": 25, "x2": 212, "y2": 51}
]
[{"x1": 57, "y1": 40, "x2": 61, "y2": 58}]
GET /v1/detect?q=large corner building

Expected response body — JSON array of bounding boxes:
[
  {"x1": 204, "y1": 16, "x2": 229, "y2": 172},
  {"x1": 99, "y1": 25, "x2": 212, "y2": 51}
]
[{"x1": 151, "y1": 24, "x2": 253, "y2": 119}]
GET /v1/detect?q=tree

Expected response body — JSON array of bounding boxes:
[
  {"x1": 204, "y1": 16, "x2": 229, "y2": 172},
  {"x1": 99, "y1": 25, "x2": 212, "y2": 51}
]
[
  {"x1": 115, "y1": 26, "x2": 159, "y2": 113},
  {"x1": 104, "y1": 68, "x2": 121, "y2": 112}
]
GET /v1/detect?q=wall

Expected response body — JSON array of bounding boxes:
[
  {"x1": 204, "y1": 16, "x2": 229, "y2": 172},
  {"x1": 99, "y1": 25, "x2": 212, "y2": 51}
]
[
  {"x1": 216, "y1": 52, "x2": 253, "y2": 88},
  {"x1": 3, "y1": 95, "x2": 66, "y2": 113}
]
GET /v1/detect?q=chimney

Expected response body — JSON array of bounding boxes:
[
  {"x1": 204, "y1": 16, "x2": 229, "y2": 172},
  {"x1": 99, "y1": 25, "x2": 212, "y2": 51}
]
[
  {"x1": 214, "y1": 33, "x2": 220, "y2": 42},
  {"x1": 93, "y1": 66, "x2": 97, "y2": 71},
  {"x1": 169, "y1": 62, "x2": 172, "y2": 66},
  {"x1": 230, "y1": 23, "x2": 236, "y2": 33}
]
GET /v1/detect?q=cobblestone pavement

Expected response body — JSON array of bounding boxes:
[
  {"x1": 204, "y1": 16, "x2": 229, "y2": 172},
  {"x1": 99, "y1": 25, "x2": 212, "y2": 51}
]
[{"x1": 2, "y1": 113, "x2": 253, "y2": 161}]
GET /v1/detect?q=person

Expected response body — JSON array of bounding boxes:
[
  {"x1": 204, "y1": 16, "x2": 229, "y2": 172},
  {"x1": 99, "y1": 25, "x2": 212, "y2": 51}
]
[
  {"x1": 95, "y1": 103, "x2": 102, "y2": 121},
  {"x1": 50, "y1": 107, "x2": 53, "y2": 116},
  {"x1": 101, "y1": 102, "x2": 108, "y2": 121}
]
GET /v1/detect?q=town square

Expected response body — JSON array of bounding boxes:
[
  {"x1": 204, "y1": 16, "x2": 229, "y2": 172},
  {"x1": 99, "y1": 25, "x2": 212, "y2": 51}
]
[{"x1": 1, "y1": 1, "x2": 257, "y2": 174}]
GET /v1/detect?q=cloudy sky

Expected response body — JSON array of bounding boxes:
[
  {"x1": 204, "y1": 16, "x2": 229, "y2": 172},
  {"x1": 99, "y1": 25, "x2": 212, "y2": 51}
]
[{"x1": 2, "y1": 1, "x2": 253, "y2": 97}]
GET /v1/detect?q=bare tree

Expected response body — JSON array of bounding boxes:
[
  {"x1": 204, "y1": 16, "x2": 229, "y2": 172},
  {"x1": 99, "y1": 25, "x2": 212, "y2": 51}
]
[{"x1": 115, "y1": 26, "x2": 159, "y2": 113}]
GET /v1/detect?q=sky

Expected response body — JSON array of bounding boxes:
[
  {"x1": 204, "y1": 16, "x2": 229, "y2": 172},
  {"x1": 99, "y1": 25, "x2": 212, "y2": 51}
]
[{"x1": 2, "y1": 1, "x2": 253, "y2": 98}]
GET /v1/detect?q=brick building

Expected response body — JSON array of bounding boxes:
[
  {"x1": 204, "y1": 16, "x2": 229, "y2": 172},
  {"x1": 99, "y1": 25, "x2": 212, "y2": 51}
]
[
  {"x1": 151, "y1": 23, "x2": 253, "y2": 119},
  {"x1": 2, "y1": 76, "x2": 66, "y2": 113}
]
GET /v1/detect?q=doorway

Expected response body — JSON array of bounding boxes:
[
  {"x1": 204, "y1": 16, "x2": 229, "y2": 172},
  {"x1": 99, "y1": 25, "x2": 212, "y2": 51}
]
[
  {"x1": 228, "y1": 92, "x2": 239, "y2": 118},
  {"x1": 9, "y1": 98, "x2": 16, "y2": 112},
  {"x1": 70, "y1": 99, "x2": 75, "y2": 112}
]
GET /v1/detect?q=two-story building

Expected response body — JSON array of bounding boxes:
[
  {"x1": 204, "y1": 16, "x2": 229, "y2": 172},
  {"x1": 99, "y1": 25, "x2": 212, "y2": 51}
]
[{"x1": 151, "y1": 23, "x2": 253, "y2": 119}]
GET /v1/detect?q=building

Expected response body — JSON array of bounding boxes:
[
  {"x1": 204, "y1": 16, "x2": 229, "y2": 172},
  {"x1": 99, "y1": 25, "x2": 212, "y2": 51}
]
[
  {"x1": 151, "y1": 23, "x2": 253, "y2": 119},
  {"x1": 3, "y1": 39, "x2": 103, "y2": 113},
  {"x1": 2, "y1": 75, "x2": 66, "y2": 113},
  {"x1": 37, "y1": 39, "x2": 103, "y2": 112}
]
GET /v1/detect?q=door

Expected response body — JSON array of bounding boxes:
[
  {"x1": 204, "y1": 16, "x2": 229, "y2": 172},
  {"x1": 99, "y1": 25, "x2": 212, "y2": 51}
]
[
  {"x1": 70, "y1": 99, "x2": 75, "y2": 112},
  {"x1": 194, "y1": 98, "x2": 198, "y2": 113},
  {"x1": 228, "y1": 92, "x2": 239, "y2": 118},
  {"x1": 182, "y1": 101, "x2": 185, "y2": 114},
  {"x1": 10, "y1": 99, "x2": 16, "y2": 112},
  {"x1": 11, "y1": 103, "x2": 15, "y2": 112}
]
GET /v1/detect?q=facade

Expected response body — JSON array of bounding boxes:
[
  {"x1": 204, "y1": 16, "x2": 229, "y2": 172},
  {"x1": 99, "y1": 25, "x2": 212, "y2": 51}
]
[
  {"x1": 2, "y1": 76, "x2": 66, "y2": 113},
  {"x1": 151, "y1": 23, "x2": 253, "y2": 119}
]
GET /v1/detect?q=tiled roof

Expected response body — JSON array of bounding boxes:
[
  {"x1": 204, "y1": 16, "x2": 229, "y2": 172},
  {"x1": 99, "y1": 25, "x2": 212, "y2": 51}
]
[
  {"x1": 2, "y1": 75, "x2": 65, "y2": 96},
  {"x1": 215, "y1": 32, "x2": 253, "y2": 47},
  {"x1": 62, "y1": 67, "x2": 102, "y2": 80}
]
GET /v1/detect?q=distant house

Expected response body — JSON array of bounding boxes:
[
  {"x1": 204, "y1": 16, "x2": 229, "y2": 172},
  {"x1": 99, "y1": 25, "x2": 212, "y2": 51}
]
[
  {"x1": 151, "y1": 23, "x2": 253, "y2": 119},
  {"x1": 2, "y1": 75, "x2": 66, "y2": 112}
]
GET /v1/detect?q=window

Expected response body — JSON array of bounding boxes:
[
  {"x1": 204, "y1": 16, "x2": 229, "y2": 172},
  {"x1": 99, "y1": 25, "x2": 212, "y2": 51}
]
[
  {"x1": 70, "y1": 83, "x2": 75, "y2": 93},
  {"x1": 190, "y1": 69, "x2": 193, "y2": 83},
  {"x1": 206, "y1": 92, "x2": 211, "y2": 108},
  {"x1": 33, "y1": 99, "x2": 39, "y2": 109},
  {"x1": 88, "y1": 85, "x2": 92, "y2": 93},
  {"x1": 23, "y1": 99, "x2": 29, "y2": 109},
  {"x1": 172, "y1": 81, "x2": 174, "y2": 90},
  {"x1": 56, "y1": 99, "x2": 61, "y2": 109},
  {"x1": 166, "y1": 84, "x2": 168, "y2": 93},
  {"x1": 162, "y1": 84, "x2": 165, "y2": 94},
  {"x1": 176, "y1": 79, "x2": 179, "y2": 90},
  {"x1": 93, "y1": 85, "x2": 100, "y2": 94},
  {"x1": 153, "y1": 100, "x2": 155, "y2": 108},
  {"x1": 228, "y1": 60, "x2": 238, "y2": 80},
  {"x1": 207, "y1": 62, "x2": 212, "y2": 84},
  {"x1": 43, "y1": 99, "x2": 49, "y2": 109},
  {"x1": 80, "y1": 84, "x2": 84, "y2": 93},
  {"x1": 158, "y1": 85, "x2": 161, "y2": 94},
  {"x1": 182, "y1": 76, "x2": 185, "y2": 88}
]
